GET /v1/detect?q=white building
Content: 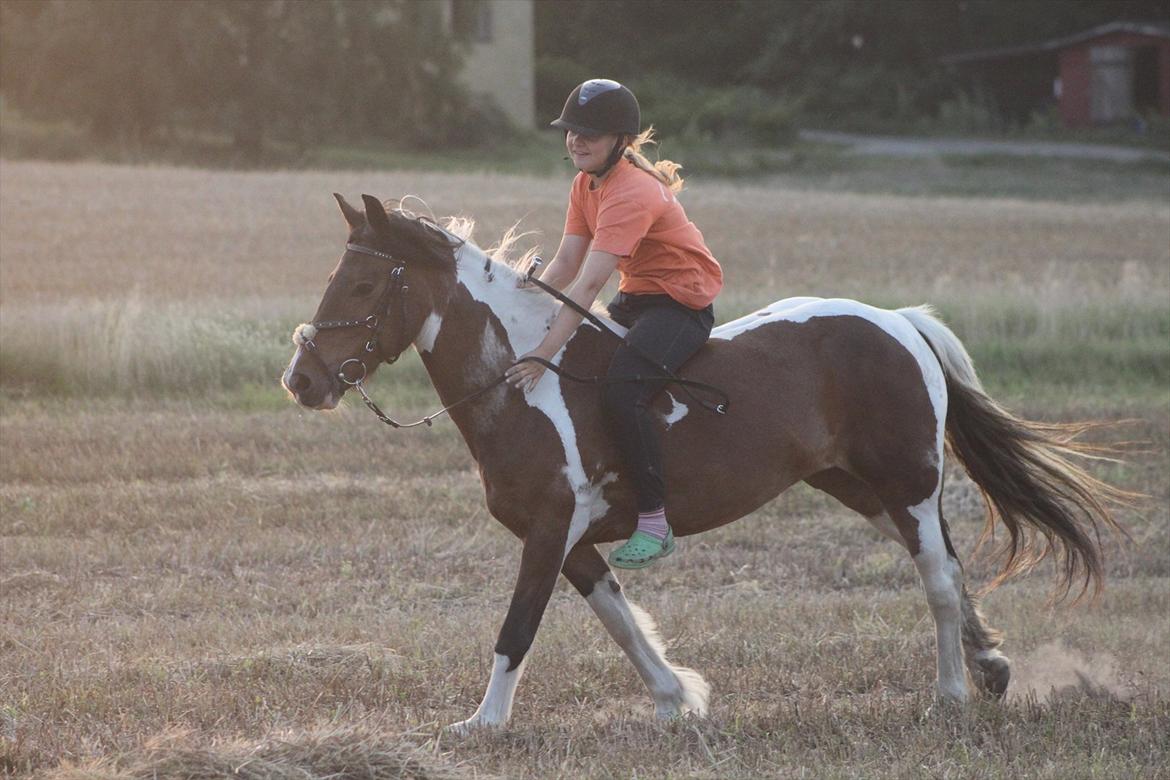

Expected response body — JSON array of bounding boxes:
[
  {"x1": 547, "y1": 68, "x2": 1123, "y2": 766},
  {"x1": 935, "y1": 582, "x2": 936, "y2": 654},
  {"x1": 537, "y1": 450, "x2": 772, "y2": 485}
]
[{"x1": 442, "y1": 0, "x2": 535, "y2": 129}]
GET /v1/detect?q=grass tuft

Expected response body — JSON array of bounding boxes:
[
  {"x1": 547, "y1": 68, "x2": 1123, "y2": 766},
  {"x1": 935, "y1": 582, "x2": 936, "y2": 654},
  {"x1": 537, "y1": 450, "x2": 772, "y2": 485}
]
[{"x1": 37, "y1": 728, "x2": 487, "y2": 780}]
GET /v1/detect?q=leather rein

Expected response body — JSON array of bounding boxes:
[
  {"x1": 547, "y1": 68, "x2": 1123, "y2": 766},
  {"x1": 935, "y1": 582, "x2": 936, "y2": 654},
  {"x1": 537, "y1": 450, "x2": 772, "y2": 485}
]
[{"x1": 294, "y1": 243, "x2": 730, "y2": 429}]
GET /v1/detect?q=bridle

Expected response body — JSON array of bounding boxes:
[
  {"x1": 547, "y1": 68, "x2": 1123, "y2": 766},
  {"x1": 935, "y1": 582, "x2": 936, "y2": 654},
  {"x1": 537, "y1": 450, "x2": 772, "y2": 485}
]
[
  {"x1": 293, "y1": 243, "x2": 731, "y2": 430},
  {"x1": 294, "y1": 242, "x2": 437, "y2": 427}
]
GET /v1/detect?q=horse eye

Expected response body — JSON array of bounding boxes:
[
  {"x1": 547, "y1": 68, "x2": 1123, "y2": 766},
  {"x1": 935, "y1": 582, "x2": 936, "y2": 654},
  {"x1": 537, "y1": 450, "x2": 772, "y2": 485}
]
[{"x1": 351, "y1": 281, "x2": 375, "y2": 297}]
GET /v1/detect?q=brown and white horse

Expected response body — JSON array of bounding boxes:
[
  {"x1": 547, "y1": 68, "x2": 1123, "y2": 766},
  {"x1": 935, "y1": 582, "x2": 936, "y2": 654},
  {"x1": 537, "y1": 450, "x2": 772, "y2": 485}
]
[{"x1": 283, "y1": 194, "x2": 1126, "y2": 732}]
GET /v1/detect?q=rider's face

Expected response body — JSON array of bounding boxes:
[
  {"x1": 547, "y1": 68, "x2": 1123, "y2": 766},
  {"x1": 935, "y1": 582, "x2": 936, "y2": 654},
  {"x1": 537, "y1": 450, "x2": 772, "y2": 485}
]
[{"x1": 565, "y1": 130, "x2": 619, "y2": 172}]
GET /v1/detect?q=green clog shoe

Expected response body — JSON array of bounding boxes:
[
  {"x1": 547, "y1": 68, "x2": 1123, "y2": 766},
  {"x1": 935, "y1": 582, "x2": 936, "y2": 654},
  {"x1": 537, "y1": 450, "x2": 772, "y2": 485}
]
[{"x1": 608, "y1": 529, "x2": 676, "y2": 569}]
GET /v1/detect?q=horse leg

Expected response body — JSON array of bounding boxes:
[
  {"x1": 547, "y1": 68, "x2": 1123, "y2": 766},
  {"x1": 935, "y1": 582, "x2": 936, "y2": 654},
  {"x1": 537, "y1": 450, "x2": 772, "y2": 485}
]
[
  {"x1": 446, "y1": 525, "x2": 567, "y2": 734},
  {"x1": 960, "y1": 585, "x2": 1011, "y2": 697},
  {"x1": 809, "y1": 467, "x2": 1009, "y2": 698},
  {"x1": 562, "y1": 544, "x2": 710, "y2": 719},
  {"x1": 806, "y1": 467, "x2": 903, "y2": 543},
  {"x1": 884, "y1": 494, "x2": 969, "y2": 703}
]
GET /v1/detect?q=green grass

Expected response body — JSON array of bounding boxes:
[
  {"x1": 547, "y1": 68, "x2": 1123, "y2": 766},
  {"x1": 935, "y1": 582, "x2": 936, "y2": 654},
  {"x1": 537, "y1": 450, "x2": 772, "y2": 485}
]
[{"x1": 1, "y1": 295, "x2": 1166, "y2": 407}]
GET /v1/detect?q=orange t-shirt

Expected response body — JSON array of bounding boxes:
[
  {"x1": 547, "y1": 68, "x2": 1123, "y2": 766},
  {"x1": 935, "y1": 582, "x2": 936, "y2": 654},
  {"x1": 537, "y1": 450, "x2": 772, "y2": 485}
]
[{"x1": 563, "y1": 159, "x2": 723, "y2": 310}]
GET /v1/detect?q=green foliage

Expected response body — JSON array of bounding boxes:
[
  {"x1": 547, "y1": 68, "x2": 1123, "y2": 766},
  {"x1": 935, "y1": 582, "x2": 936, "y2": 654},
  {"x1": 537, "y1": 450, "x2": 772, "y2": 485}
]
[
  {"x1": 534, "y1": 61, "x2": 801, "y2": 146},
  {"x1": 534, "y1": 0, "x2": 1170, "y2": 135},
  {"x1": 534, "y1": 54, "x2": 592, "y2": 126},
  {"x1": 0, "y1": 0, "x2": 509, "y2": 160},
  {"x1": 934, "y1": 89, "x2": 1005, "y2": 135},
  {"x1": 2, "y1": 293, "x2": 1164, "y2": 404},
  {"x1": 631, "y1": 74, "x2": 800, "y2": 145}
]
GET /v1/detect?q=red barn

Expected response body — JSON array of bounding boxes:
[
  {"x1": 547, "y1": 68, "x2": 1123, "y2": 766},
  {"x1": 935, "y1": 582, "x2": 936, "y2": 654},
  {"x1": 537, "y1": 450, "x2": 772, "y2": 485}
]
[{"x1": 944, "y1": 21, "x2": 1170, "y2": 128}]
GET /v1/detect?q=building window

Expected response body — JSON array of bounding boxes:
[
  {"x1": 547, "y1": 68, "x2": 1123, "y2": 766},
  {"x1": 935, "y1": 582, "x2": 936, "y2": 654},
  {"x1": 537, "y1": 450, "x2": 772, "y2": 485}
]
[{"x1": 452, "y1": 0, "x2": 493, "y2": 44}]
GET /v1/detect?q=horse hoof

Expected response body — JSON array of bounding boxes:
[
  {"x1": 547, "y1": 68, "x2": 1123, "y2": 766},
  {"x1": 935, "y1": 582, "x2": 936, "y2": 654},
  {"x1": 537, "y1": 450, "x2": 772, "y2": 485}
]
[
  {"x1": 979, "y1": 654, "x2": 1012, "y2": 699},
  {"x1": 443, "y1": 717, "x2": 496, "y2": 736}
]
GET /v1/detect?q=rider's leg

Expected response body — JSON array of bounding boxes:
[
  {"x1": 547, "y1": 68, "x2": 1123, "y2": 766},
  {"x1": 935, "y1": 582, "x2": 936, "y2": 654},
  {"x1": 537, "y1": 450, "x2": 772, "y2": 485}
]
[{"x1": 602, "y1": 297, "x2": 713, "y2": 567}]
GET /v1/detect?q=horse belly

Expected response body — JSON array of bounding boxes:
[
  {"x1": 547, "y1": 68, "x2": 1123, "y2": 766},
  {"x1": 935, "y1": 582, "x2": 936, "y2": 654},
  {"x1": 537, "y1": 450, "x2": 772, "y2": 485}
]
[
  {"x1": 659, "y1": 324, "x2": 832, "y2": 532},
  {"x1": 659, "y1": 310, "x2": 938, "y2": 533}
]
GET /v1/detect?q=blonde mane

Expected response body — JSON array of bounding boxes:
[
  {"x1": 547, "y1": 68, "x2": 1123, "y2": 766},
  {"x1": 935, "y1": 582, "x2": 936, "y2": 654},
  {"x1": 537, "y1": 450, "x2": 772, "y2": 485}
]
[{"x1": 382, "y1": 196, "x2": 539, "y2": 276}]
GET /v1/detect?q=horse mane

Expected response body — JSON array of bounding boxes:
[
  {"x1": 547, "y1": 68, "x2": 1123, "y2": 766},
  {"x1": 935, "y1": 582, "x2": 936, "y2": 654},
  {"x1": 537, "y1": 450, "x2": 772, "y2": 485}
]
[
  {"x1": 383, "y1": 198, "x2": 612, "y2": 321},
  {"x1": 383, "y1": 196, "x2": 538, "y2": 284}
]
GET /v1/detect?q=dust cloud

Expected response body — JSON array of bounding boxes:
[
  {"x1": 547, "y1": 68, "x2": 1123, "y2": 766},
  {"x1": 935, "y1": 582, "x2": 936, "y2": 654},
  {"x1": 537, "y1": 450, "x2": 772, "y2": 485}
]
[{"x1": 1009, "y1": 640, "x2": 1136, "y2": 702}]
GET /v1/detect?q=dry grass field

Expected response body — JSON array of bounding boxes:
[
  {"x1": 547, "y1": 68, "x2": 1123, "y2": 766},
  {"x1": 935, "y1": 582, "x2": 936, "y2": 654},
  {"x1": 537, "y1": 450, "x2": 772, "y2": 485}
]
[{"x1": 1, "y1": 158, "x2": 1168, "y2": 779}]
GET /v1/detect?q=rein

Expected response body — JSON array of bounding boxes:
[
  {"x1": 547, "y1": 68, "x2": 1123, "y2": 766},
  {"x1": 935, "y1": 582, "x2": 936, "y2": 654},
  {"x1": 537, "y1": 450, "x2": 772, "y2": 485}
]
[
  {"x1": 296, "y1": 243, "x2": 730, "y2": 430},
  {"x1": 521, "y1": 260, "x2": 729, "y2": 415}
]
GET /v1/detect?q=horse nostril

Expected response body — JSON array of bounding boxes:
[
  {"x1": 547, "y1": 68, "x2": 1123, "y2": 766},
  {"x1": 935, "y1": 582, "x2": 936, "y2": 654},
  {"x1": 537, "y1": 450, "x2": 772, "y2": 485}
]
[{"x1": 288, "y1": 372, "x2": 312, "y2": 394}]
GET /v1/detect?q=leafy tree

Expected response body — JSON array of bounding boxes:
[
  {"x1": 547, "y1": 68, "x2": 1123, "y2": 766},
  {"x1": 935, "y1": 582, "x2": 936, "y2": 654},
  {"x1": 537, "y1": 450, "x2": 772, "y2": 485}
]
[
  {"x1": 0, "y1": 0, "x2": 476, "y2": 159},
  {"x1": 535, "y1": 0, "x2": 1170, "y2": 131}
]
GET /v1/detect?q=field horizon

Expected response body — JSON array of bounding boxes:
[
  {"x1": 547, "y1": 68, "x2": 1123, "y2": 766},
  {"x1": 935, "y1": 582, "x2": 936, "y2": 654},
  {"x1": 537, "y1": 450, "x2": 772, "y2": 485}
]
[{"x1": 1, "y1": 158, "x2": 1167, "y2": 778}]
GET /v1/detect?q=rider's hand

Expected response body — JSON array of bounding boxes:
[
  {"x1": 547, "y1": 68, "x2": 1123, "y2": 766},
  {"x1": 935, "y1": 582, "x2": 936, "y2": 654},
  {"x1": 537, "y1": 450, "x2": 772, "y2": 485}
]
[{"x1": 505, "y1": 349, "x2": 554, "y2": 393}]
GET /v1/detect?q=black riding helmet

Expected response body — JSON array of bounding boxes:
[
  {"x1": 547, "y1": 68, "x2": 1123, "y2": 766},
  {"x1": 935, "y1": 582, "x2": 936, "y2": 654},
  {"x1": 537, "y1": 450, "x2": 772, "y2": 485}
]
[{"x1": 551, "y1": 79, "x2": 641, "y2": 137}]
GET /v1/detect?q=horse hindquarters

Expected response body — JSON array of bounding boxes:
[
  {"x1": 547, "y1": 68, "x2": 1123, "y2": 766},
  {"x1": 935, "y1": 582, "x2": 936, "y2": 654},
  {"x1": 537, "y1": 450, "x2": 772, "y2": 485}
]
[
  {"x1": 795, "y1": 312, "x2": 989, "y2": 702},
  {"x1": 898, "y1": 305, "x2": 1132, "y2": 697}
]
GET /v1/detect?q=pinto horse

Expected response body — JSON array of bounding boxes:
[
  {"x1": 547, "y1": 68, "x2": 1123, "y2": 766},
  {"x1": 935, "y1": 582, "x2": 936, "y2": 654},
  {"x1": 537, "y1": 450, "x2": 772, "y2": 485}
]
[{"x1": 283, "y1": 194, "x2": 1126, "y2": 732}]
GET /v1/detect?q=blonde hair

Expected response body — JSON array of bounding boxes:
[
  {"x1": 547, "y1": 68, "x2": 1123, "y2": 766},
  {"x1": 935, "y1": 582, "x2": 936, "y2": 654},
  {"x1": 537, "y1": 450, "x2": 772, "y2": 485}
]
[{"x1": 623, "y1": 127, "x2": 684, "y2": 193}]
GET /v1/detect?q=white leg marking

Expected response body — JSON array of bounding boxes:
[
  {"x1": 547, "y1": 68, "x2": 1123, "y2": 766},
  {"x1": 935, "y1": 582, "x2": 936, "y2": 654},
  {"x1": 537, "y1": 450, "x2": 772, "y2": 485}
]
[
  {"x1": 447, "y1": 652, "x2": 526, "y2": 733},
  {"x1": 908, "y1": 495, "x2": 968, "y2": 703},
  {"x1": 586, "y1": 574, "x2": 709, "y2": 718}
]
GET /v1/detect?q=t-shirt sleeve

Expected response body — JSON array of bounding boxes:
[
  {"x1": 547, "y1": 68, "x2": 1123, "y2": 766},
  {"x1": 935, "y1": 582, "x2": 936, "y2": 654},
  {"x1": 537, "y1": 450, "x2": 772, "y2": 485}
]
[
  {"x1": 563, "y1": 184, "x2": 592, "y2": 238},
  {"x1": 591, "y1": 197, "x2": 655, "y2": 257}
]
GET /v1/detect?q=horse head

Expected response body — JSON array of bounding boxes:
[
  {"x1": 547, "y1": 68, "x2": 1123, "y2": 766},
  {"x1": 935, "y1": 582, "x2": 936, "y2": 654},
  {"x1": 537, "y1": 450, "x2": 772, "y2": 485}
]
[{"x1": 282, "y1": 194, "x2": 458, "y2": 409}]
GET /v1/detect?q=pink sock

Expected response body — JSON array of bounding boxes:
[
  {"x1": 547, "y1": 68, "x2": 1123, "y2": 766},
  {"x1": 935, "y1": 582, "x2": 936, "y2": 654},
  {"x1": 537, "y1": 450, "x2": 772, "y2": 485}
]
[{"x1": 636, "y1": 507, "x2": 669, "y2": 541}]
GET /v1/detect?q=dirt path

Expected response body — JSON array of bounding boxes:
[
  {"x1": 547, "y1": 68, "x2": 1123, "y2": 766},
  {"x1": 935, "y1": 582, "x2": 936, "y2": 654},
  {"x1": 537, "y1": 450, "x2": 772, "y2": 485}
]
[{"x1": 801, "y1": 129, "x2": 1170, "y2": 163}]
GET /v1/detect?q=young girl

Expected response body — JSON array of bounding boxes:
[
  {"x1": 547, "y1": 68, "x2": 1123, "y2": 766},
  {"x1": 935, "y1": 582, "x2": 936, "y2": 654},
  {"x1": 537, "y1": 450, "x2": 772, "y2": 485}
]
[{"x1": 504, "y1": 78, "x2": 723, "y2": 569}]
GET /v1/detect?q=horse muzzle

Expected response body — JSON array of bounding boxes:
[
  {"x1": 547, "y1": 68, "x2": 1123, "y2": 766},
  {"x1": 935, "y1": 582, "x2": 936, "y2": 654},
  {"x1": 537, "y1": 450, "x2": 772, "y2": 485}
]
[{"x1": 282, "y1": 347, "x2": 341, "y2": 410}]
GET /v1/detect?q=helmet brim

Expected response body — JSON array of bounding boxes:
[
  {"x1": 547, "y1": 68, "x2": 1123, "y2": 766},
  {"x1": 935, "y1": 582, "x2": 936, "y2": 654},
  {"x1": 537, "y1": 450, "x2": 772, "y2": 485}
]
[{"x1": 550, "y1": 118, "x2": 609, "y2": 136}]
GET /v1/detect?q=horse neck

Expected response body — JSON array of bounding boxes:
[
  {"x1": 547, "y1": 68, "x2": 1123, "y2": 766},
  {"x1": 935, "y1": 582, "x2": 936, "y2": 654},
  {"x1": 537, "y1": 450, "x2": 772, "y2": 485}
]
[{"x1": 416, "y1": 242, "x2": 559, "y2": 400}]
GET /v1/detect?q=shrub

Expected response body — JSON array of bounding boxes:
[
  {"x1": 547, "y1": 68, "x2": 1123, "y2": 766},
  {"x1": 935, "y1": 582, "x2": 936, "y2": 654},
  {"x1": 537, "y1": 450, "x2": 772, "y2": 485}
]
[{"x1": 631, "y1": 74, "x2": 799, "y2": 146}]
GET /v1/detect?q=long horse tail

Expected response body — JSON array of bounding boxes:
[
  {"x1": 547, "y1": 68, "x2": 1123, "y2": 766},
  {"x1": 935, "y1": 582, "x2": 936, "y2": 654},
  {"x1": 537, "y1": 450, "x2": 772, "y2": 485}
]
[{"x1": 897, "y1": 305, "x2": 1134, "y2": 601}]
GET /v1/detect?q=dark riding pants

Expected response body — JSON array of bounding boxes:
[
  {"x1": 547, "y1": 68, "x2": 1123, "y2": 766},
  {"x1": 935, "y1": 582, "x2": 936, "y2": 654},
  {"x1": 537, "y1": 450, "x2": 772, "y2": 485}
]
[{"x1": 603, "y1": 293, "x2": 715, "y2": 513}]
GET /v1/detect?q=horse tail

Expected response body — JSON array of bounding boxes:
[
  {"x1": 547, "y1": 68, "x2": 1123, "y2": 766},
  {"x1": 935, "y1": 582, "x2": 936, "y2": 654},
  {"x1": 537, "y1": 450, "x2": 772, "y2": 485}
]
[{"x1": 897, "y1": 305, "x2": 1134, "y2": 601}]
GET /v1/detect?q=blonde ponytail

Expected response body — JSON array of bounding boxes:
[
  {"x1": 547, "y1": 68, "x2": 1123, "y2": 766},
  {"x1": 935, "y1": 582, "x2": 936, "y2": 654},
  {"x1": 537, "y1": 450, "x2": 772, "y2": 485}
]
[{"x1": 623, "y1": 127, "x2": 684, "y2": 193}]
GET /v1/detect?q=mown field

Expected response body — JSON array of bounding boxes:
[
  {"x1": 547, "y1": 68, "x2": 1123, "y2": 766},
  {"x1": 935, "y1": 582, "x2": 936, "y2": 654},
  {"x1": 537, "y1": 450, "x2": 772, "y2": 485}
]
[{"x1": 1, "y1": 158, "x2": 1168, "y2": 779}]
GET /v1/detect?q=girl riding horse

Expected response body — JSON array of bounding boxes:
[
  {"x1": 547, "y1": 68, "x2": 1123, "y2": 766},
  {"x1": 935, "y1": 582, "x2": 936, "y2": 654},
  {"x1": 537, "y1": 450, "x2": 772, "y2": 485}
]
[{"x1": 505, "y1": 79, "x2": 723, "y2": 569}]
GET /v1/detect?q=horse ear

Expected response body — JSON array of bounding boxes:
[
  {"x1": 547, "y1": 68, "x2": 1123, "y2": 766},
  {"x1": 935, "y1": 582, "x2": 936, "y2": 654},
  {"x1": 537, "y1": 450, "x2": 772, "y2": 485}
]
[
  {"x1": 333, "y1": 193, "x2": 364, "y2": 230},
  {"x1": 361, "y1": 194, "x2": 393, "y2": 235}
]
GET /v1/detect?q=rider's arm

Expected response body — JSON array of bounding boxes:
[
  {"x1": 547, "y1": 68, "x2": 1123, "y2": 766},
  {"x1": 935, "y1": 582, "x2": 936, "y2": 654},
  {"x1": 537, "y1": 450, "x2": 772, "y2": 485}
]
[
  {"x1": 535, "y1": 249, "x2": 620, "y2": 356},
  {"x1": 504, "y1": 250, "x2": 620, "y2": 392},
  {"x1": 533, "y1": 234, "x2": 590, "y2": 291}
]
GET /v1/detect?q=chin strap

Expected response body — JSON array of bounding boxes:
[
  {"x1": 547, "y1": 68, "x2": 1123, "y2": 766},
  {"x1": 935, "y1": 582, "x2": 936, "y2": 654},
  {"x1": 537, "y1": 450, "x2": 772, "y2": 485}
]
[{"x1": 583, "y1": 137, "x2": 628, "y2": 178}]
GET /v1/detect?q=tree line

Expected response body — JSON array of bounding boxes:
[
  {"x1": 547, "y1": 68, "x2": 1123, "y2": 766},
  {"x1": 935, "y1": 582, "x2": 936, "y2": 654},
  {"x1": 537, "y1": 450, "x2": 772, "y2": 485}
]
[
  {"x1": 1, "y1": 0, "x2": 1165, "y2": 160},
  {"x1": 537, "y1": 0, "x2": 1169, "y2": 136},
  {"x1": 0, "y1": 0, "x2": 486, "y2": 158}
]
